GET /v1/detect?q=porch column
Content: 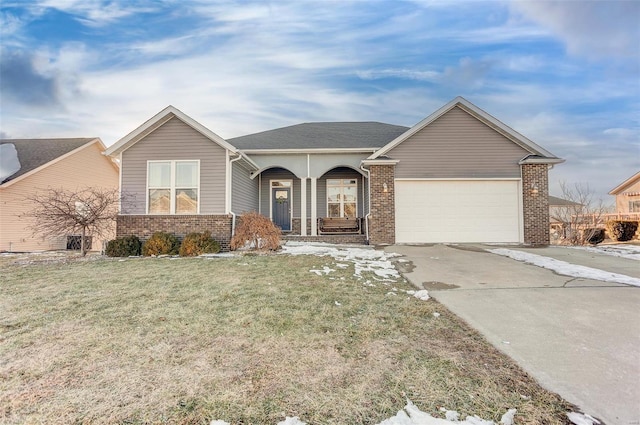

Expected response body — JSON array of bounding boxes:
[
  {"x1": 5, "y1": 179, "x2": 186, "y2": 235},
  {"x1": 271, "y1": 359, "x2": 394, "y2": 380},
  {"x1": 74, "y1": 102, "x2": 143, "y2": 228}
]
[
  {"x1": 300, "y1": 177, "x2": 307, "y2": 236},
  {"x1": 310, "y1": 177, "x2": 318, "y2": 236}
]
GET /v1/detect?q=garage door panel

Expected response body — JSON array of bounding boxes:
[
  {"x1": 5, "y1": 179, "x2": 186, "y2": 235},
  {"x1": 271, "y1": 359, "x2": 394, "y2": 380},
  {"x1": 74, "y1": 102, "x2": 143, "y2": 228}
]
[{"x1": 395, "y1": 180, "x2": 521, "y2": 243}]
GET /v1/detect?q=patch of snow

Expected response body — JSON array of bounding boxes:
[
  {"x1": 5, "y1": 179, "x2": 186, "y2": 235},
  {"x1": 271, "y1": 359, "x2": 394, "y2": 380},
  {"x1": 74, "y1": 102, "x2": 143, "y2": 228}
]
[
  {"x1": 334, "y1": 301, "x2": 342, "y2": 306},
  {"x1": 210, "y1": 421, "x2": 230, "y2": 425},
  {"x1": 278, "y1": 417, "x2": 307, "y2": 425},
  {"x1": 500, "y1": 409, "x2": 516, "y2": 425},
  {"x1": 412, "y1": 290, "x2": 430, "y2": 301},
  {"x1": 282, "y1": 243, "x2": 401, "y2": 281},
  {"x1": 567, "y1": 412, "x2": 601, "y2": 425},
  {"x1": 377, "y1": 400, "x2": 515, "y2": 425},
  {"x1": 567, "y1": 244, "x2": 640, "y2": 261},
  {"x1": 433, "y1": 312, "x2": 440, "y2": 318},
  {"x1": 0, "y1": 143, "x2": 21, "y2": 181},
  {"x1": 310, "y1": 266, "x2": 335, "y2": 275},
  {"x1": 443, "y1": 409, "x2": 460, "y2": 421},
  {"x1": 488, "y1": 248, "x2": 640, "y2": 287},
  {"x1": 200, "y1": 252, "x2": 235, "y2": 258}
]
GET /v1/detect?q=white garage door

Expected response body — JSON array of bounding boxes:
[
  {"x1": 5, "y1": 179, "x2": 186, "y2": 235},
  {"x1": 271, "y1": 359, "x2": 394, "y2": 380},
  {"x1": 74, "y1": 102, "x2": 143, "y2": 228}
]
[{"x1": 395, "y1": 180, "x2": 522, "y2": 243}]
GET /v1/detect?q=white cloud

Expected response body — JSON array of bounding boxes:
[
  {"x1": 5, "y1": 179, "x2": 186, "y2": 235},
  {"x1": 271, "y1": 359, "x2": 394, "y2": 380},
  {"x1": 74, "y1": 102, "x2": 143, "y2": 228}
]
[{"x1": 511, "y1": 1, "x2": 640, "y2": 60}]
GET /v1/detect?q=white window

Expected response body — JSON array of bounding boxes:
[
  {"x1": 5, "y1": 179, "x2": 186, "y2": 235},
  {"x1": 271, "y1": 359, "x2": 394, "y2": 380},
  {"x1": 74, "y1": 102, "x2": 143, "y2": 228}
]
[
  {"x1": 148, "y1": 160, "x2": 199, "y2": 214},
  {"x1": 629, "y1": 199, "x2": 640, "y2": 213},
  {"x1": 327, "y1": 179, "x2": 357, "y2": 218}
]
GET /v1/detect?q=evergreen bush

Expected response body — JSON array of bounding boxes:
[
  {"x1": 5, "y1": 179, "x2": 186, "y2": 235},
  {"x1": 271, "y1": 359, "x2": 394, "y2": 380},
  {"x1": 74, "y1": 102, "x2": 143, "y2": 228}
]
[
  {"x1": 583, "y1": 228, "x2": 605, "y2": 245},
  {"x1": 605, "y1": 220, "x2": 638, "y2": 242},
  {"x1": 105, "y1": 235, "x2": 142, "y2": 257},
  {"x1": 142, "y1": 232, "x2": 180, "y2": 256},
  {"x1": 179, "y1": 231, "x2": 221, "y2": 256}
]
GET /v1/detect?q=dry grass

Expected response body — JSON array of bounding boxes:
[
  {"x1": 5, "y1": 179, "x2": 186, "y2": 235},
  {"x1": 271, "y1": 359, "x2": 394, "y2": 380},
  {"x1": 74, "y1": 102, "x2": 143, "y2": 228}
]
[{"x1": 0, "y1": 252, "x2": 573, "y2": 424}]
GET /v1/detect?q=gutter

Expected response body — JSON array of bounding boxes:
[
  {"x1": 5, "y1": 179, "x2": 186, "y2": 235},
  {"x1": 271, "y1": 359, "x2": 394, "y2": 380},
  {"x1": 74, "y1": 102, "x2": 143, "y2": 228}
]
[
  {"x1": 360, "y1": 163, "x2": 371, "y2": 243},
  {"x1": 229, "y1": 154, "x2": 243, "y2": 236}
]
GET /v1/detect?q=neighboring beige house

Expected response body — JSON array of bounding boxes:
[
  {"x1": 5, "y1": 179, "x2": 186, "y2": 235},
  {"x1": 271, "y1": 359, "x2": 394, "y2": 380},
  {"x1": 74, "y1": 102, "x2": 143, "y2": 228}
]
[
  {"x1": 609, "y1": 171, "x2": 640, "y2": 215},
  {"x1": 0, "y1": 138, "x2": 119, "y2": 252}
]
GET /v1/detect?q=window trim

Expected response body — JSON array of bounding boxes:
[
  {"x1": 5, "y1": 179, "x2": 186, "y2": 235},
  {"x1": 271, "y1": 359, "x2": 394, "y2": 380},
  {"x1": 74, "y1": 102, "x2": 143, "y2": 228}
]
[
  {"x1": 326, "y1": 178, "x2": 358, "y2": 218},
  {"x1": 146, "y1": 160, "x2": 200, "y2": 215},
  {"x1": 629, "y1": 198, "x2": 640, "y2": 213}
]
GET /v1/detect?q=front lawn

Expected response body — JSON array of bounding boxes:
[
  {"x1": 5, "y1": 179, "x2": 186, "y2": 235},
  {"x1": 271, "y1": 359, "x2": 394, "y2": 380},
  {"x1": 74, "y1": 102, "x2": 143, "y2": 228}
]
[{"x1": 0, "y1": 251, "x2": 571, "y2": 424}]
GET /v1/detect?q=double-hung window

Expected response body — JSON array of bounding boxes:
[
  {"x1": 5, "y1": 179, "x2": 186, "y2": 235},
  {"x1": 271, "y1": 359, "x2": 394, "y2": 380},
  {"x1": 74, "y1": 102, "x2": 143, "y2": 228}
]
[
  {"x1": 327, "y1": 179, "x2": 357, "y2": 218},
  {"x1": 630, "y1": 199, "x2": 640, "y2": 213},
  {"x1": 148, "y1": 160, "x2": 199, "y2": 214}
]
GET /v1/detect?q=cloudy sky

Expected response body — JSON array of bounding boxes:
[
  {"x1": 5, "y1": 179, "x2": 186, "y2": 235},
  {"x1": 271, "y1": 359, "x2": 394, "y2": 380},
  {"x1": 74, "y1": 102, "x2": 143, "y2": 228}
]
[{"x1": 1, "y1": 0, "x2": 638, "y2": 202}]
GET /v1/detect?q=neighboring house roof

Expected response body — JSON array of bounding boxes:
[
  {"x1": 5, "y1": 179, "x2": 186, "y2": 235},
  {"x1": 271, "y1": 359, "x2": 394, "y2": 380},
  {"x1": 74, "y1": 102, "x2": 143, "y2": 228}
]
[
  {"x1": 104, "y1": 105, "x2": 238, "y2": 157},
  {"x1": 0, "y1": 138, "x2": 102, "y2": 185},
  {"x1": 368, "y1": 96, "x2": 564, "y2": 164},
  {"x1": 229, "y1": 122, "x2": 409, "y2": 151},
  {"x1": 549, "y1": 195, "x2": 581, "y2": 206},
  {"x1": 609, "y1": 171, "x2": 640, "y2": 195}
]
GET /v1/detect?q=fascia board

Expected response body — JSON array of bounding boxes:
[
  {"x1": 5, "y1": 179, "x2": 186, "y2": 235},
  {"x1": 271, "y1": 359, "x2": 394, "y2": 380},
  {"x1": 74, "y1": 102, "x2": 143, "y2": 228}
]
[
  {"x1": 1, "y1": 138, "x2": 104, "y2": 188},
  {"x1": 609, "y1": 171, "x2": 640, "y2": 195},
  {"x1": 518, "y1": 155, "x2": 565, "y2": 165},
  {"x1": 241, "y1": 148, "x2": 378, "y2": 154}
]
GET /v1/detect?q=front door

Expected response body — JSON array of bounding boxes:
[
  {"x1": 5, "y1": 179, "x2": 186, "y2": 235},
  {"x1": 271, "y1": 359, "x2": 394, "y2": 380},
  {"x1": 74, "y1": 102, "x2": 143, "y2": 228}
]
[{"x1": 272, "y1": 187, "x2": 291, "y2": 231}]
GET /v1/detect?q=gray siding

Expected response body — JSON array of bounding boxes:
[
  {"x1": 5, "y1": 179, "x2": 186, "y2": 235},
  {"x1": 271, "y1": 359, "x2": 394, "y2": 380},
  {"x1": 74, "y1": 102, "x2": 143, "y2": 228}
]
[
  {"x1": 121, "y1": 117, "x2": 227, "y2": 214},
  {"x1": 232, "y1": 159, "x2": 259, "y2": 213},
  {"x1": 317, "y1": 167, "x2": 364, "y2": 218},
  {"x1": 389, "y1": 106, "x2": 530, "y2": 179}
]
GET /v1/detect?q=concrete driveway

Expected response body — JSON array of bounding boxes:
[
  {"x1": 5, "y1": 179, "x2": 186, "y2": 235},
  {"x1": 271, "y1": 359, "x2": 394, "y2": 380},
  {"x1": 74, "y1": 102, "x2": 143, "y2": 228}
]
[{"x1": 387, "y1": 244, "x2": 640, "y2": 425}]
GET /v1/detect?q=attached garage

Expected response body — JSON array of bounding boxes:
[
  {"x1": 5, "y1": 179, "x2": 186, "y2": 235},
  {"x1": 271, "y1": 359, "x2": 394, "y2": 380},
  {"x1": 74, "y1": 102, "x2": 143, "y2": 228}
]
[{"x1": 395, "y1": 179, "x2": 523, "y2": 243}]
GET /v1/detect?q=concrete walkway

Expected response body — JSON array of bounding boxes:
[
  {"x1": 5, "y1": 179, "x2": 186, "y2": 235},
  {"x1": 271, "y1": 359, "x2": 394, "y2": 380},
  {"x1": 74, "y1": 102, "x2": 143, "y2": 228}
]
[{"x1": 388, "y1": 244, "x2": 640, "y2": 425}]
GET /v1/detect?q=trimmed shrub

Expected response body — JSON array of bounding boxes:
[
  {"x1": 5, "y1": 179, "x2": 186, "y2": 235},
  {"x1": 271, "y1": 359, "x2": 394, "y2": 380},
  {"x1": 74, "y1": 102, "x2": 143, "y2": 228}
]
[
  {"x1": 231, "y1": 211, "x2": 281, "y2": 251},
  {"x1": 179, "y1": 231, "x2": 221, "y2": 256},
  {"x1": 583, "y1": 228, "x2": 605, "y2": 245},
  {"x1": 142, "y1": 232, "x2": 180, "y2": 256},
  {"x1": 606, "y1": 220, "x2": 638, "y2": 242},
  {"x1": 105, "y1": 235, "x2": 142, "y2": 257}
]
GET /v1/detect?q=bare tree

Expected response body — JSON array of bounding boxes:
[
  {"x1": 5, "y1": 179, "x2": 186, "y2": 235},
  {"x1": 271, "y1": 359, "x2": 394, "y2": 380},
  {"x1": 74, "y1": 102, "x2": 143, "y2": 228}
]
[
  {"x1": 550, "y1": 182, "x2": 608, "y2": 245},
  {"x1": 22, "y1": 187, "x2": 122, "y2": 256}
]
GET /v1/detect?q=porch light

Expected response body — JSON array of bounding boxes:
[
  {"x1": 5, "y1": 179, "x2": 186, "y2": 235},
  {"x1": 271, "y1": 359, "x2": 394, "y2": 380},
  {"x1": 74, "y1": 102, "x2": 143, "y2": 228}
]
[
  {"x1": 383, "y1": 182, "x2": 388, "y2": 193},
  {"x1": 530, "y1": 183, "x2": 539, "y2": 195}
]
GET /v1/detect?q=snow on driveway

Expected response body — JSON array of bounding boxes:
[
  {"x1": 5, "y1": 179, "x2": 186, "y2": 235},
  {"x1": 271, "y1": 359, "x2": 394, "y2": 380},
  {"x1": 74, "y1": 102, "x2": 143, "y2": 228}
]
[
  {"x1": 488, "y1": 248, "x2": 640, "y2": 287},
  {"x1": 567, "y1": 244, "x2": 640, "y2": 261}
]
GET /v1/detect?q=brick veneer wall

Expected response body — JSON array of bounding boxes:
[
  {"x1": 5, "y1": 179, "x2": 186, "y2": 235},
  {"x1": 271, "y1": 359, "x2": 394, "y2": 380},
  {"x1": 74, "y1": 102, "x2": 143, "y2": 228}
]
[
  {"x1": 522, "y1": 164, "x2": 550, "y2": 245},
  {"x1": 368, "y1": 164, "x2": 396, "y2": 245},
  {"x1": 117, "y1": 215, "x2": 233, "y2": 251}
]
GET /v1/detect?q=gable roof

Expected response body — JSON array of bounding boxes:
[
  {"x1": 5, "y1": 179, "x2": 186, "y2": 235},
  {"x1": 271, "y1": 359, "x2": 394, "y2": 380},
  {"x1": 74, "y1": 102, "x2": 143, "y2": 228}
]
[
  {"x1": 229, "y1": 122, "x2": 409, "y2": 151},
  {"x1": 0, "y1": 138, "x2": 101, "y2": 185},
  {"x1": 609, "y1": 171, "x2": 640, "y2": 195},
  {"x1": 368, "y1": 96, "x2": 564, "y2": 163},
  {"x1": 104, "y1": 105, "x2": 237, "y2": 157}
]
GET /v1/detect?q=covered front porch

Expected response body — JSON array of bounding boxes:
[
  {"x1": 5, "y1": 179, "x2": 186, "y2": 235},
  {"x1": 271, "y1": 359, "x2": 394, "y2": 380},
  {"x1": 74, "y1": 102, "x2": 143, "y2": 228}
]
[{"x1": 251, "y1": 158, "x2": 370, "y2": 239}]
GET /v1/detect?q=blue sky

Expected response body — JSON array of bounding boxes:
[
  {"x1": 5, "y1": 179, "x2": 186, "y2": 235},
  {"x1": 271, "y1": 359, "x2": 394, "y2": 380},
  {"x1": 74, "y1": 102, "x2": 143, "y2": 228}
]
[{"x1": 1, "y1": 0, "x2": 638, "y2": 203}]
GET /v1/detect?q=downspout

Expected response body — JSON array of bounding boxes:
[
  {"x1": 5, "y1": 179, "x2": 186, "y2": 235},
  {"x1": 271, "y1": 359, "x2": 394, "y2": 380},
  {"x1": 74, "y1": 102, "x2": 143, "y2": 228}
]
[
  {"x1": 229, "y1": 154, "x2": 243, "y2": 236},
  {"x1": 360, "y1": 163, "x2": 371, "y2": 243}
]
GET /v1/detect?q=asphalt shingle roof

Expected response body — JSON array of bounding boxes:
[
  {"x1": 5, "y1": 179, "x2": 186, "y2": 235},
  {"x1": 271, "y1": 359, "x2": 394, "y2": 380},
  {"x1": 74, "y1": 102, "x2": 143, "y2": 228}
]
[
  {"x1": 0, "y1": 138, "x2": 95, "y2": 184},
  {"x1": 229, "y1": 122, "x2": 409, "y2": 150}
]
